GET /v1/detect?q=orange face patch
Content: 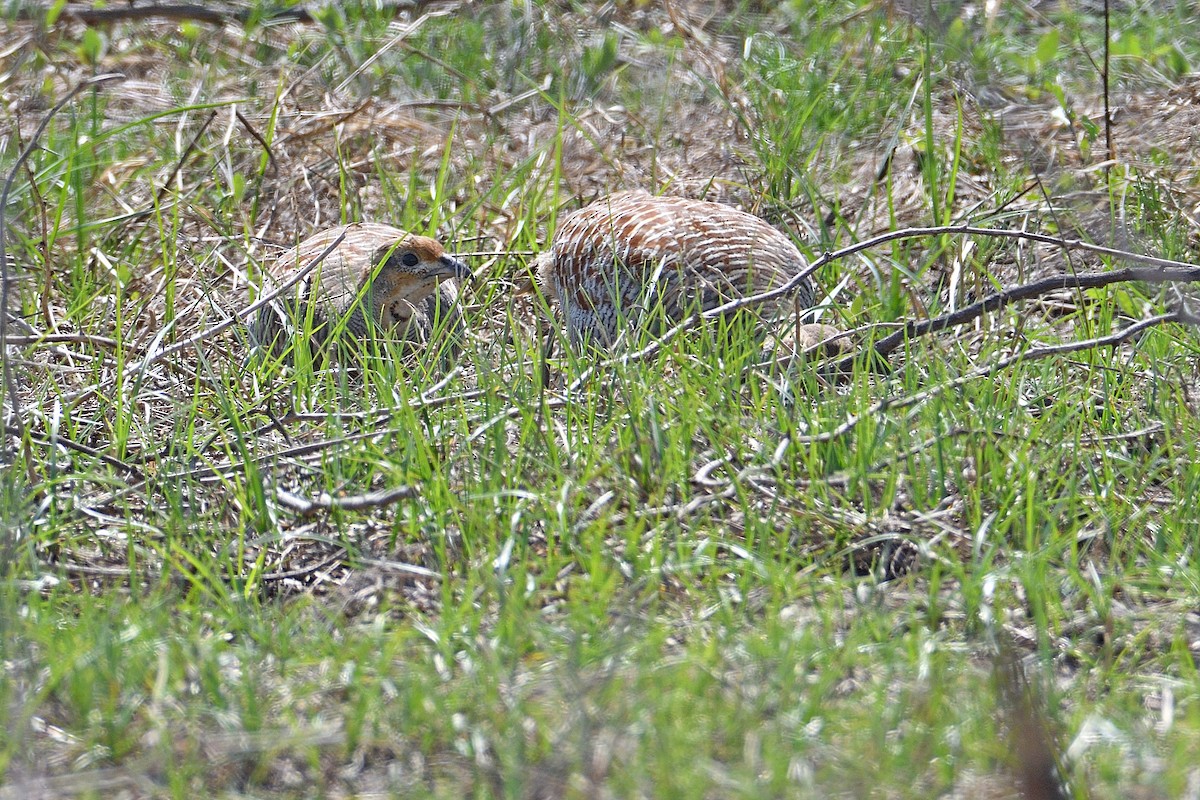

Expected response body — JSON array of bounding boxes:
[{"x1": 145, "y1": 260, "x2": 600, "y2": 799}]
[
  {"x1": 402, "y1": 236, "x2": 445, "y2": 263},
  {"x1": 370, "y1": 235, "x2": 446, "y2": 271}
]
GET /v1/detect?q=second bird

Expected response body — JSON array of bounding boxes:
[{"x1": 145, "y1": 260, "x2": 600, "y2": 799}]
[
  {"x1": 534, "y1": 192, "x2": 818, "y2": 350},
  {"x1": 252, "y1": 222, "x2": 471, "y2": 359}
]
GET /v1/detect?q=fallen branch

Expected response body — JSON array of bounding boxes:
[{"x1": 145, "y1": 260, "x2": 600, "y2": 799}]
[
  {"x1": 275, "y1": 484, "x2": 419, "y2": 517},
  {"x1": 2, "y1": 332, "x2": 121, "y2": 348},
  {"x1": 867, "y1": 265, "x2": 1200, "y2": 362},
  {"x1": 102, "y1": 109, "x2": 218, "y2": 243},
  {"x1": 353, "y1": 556, "x2": 441, "y2": 579},
  {"x1": 260, "y1": 548, "x2": 346, "y2": 583},
  {"x1": 199, "y1": 365, "x2": 464, "y2": 459},
  {"x1": 871, "y1": 311, "x2": 1181, "y2": 424},
  {"x1": 7, "y1": 425, "x2": 144, "y2": 480}
]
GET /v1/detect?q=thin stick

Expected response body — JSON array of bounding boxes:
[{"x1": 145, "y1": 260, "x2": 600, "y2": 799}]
[
  {"x1": 794, "y1": 312, "x2": 1181, "y2": 447},
  {"x1": 867, "y1": 265, "x2": 1198, "y2": 361},
  {"x1": 235, "y1": 109, "x2": 277, "y2": 176},
  {"x1": 1103, "y1": 0, "x2": 1114, "y2": 164},
  {"x1": 275, "y1": 484, "x2": 419, "y2": 517},
  {"x1": 0, "y1": 73, "x2": 124, "y2": 451},
  {"x1": 5, "y1": 425, "x2": 143, "y2": 479},
  {"x1": 109, "y1": 109, "x2": 218, "y2": 237},
  {"x1": 125, "y1": 230, "x2": 346, "y2": 376}
]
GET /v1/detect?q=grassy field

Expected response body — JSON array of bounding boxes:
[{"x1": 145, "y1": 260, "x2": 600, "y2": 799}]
[{"x1": 2, "y1": 0, "x2": 1200, "y2": 797}]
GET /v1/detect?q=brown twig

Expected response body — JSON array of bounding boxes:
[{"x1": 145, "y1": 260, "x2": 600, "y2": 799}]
[
  {"x1": 16, "y1": 128, "x2": 55, "y2": 331},
  {"x1": 790, "y1": 312, "x2": 1182, "y2": 448},
  {"x1": 9, "y1": 426, "x2": 144, "y2": 480},
  {"x1": 86, "y1": 386, "x2": 499, "y2": 512},
  {"x1": 235, "y1": 108, "x2": 278, "y2": 176},
  {"x1": 660, "y1": 315, "x2": 1181, "y2": 529},
  {"x1": 155, "y1": 110, "x2": 217, "y2": 211},
  {"x1": 260, "y1": 548, "x2": 346, "y2": 583},
  {"x1": 41, "y1": 560, "x2": 136, "y2": 578},
  {"x1": 194, "y1": 364, "x2": 464, "y2": 460},
  {"x1": 3, "y1": 332, "x2": 121, "y2": 348},
  {"x1": 866, "y1": 265, "x2": 1199, "y2": 363},
  {"x1": 1103, "y1": 0, "x2": 1114, "y2": 165},
  {"x1": 352, "y1": 556, "x2": 441, "y2": 579}
]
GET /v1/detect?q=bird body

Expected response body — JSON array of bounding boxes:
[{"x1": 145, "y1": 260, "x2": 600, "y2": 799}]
[
  {"x1": 535, "y1": 193, "x2": 816, "y2": 349},
  {"x1": 252, "y1": 222, "x2": 470, "y2": 357}
]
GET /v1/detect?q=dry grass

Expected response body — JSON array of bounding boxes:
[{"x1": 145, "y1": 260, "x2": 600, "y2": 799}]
[{"x1": 3, "y1": 1, "x2": 1200, "y2": 797}]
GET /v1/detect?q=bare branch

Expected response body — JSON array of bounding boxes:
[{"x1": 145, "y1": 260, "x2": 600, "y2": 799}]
[
  {"x1": 865, "y1": 265, "x2": 1199, "y2": 363},
  {"x1": 274, "y1": 484, "x2": 419, "y2": 517},
  {"x1": 105, "y1": 109, "x2": 218, "y2": 239},
  {"x1": 8, "y1": 426, "x2": 144, "y2": 480}
]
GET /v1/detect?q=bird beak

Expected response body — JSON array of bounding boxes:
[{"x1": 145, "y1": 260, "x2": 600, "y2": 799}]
[{"x1": 435, "y1": 254, "x2": 474, "y2": 283}]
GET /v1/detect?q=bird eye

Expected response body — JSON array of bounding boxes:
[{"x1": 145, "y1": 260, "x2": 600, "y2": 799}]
[{"x1": 401, "y1": 252, "x2": 419, "y2": 267}]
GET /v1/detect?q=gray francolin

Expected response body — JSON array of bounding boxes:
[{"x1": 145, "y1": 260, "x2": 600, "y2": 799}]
[
  {"x1": 252, "y1": 222, "x2": 471, "y2": 358},
  {"x1": 533, "y1": 192, "x2": 819, "y2": 350}
]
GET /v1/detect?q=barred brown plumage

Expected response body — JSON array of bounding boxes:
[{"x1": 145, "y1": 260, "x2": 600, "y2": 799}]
[
  {"x1": 534, "y1": 192, "x2": 818, "y2": 349},
  {"x1": 251, "y1": 222, "x2": 471, "y2": 358}
]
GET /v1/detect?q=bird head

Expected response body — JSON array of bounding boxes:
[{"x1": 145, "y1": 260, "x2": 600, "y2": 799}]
[
  {"x1": 368, "y1": 235, "x2": 471, "y2": 330},
  {"x1": 373, "y1": 236, "x2": 472, "y2": 286}
]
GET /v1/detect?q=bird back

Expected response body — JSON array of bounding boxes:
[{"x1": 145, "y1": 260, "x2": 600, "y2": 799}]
[{"x1": 538, "y1": 193, "x2": 815, "y2": 348}]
